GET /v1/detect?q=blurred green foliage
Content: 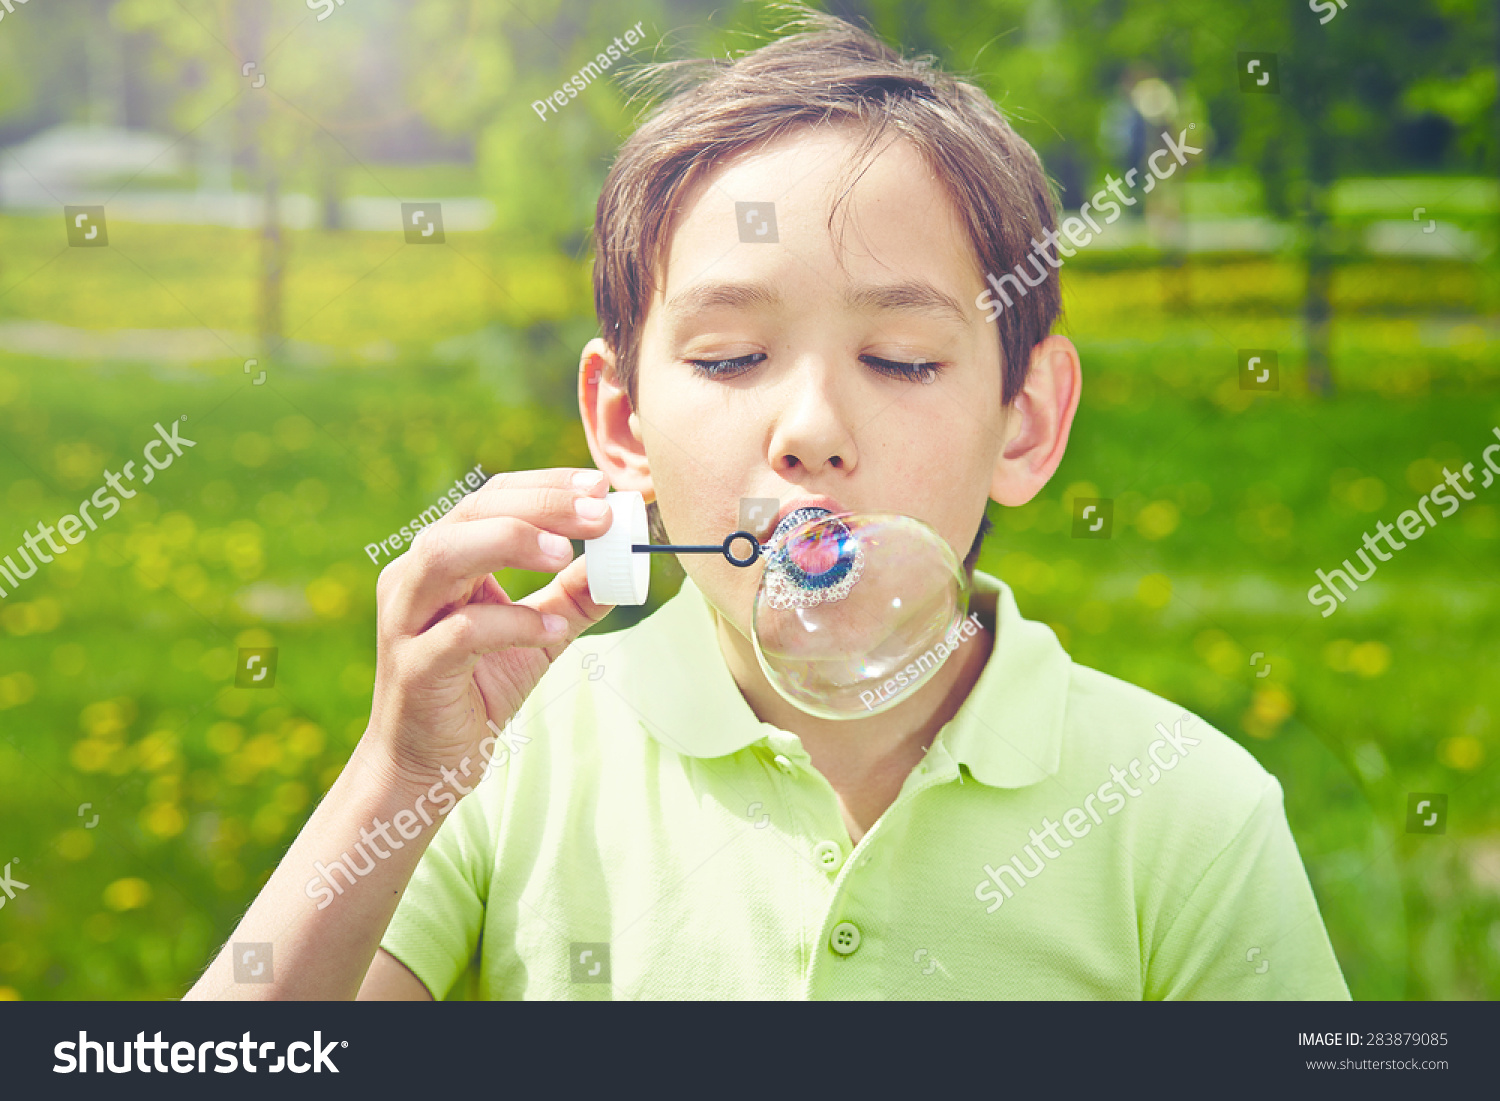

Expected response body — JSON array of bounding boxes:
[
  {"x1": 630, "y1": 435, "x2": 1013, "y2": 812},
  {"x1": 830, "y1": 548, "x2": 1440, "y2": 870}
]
[{"x1": 0, "y1": 0, "x2": 1497, "y2": 1000}]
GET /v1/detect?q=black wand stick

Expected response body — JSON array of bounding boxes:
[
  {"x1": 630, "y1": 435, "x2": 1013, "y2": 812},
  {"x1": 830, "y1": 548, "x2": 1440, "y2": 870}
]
[{"x1": 632, "y1": 531, "x2": 763, "y2": 567}]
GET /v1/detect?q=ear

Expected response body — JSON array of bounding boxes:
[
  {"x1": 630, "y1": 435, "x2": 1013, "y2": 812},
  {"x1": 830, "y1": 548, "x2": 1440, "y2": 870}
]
[
  {"x1": 990, "y1": 334, "x2": 1081, "y2": 507},
  {"x1": 579, "y1": 337, "x2": 654, "y2": 501}
]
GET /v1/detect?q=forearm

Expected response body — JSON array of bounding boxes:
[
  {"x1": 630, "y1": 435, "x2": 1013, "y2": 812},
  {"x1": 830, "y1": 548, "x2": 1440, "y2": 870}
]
[{"x1": 186, "y1": 740, "x2": 446, "y2": 1000}]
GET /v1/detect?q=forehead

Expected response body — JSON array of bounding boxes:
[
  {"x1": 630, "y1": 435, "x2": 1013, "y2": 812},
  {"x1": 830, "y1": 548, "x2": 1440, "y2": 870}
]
[{"x1": 653, "y1": 124, "x2": 981, "y2": 309}]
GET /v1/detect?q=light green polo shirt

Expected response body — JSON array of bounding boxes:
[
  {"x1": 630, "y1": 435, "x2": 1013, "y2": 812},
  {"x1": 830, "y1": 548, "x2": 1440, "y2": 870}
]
[{"x1": 380, "y1": 570, "x2": 1349, "y2": 1000}]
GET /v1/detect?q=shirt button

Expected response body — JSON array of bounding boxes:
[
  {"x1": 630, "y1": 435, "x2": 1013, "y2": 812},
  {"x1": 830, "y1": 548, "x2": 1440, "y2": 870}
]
[
  {"x1": 813, "y1": 840, "x2": 843, "y2": 871},
  {"x1": 772, "y1": 754, "x2": 795, "y2": 774},
  {"x1": 829, "y1": 921, "x2": 862, "y2": 956}
]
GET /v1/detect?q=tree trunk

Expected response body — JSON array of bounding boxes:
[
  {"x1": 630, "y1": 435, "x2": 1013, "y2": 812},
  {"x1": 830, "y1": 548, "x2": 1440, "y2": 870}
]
[
  {"x1": 259, "y1": 172, "x2": 286, "y2": 358},
  {"x1": 1491, "y1": 0, "x2": 1500, "y2": 313},
  {"x1": 1302, "y1": 180, "x2": 1334, "y2": 397},
  {"x1": 317, "y1": 132, "x2": 344, "y2": 232},
  {"x1": 240, "y1": 0, "x2": 284, "y2": 361}
]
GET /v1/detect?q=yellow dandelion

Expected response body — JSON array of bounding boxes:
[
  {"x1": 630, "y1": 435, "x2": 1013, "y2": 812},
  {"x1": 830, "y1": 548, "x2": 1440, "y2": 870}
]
[{"x1": 102, "y1": 877, "x2": 152, "y2": 912}]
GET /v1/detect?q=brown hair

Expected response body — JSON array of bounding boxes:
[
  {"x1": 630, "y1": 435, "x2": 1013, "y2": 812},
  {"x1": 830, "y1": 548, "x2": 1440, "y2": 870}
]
[{"x1": 592, "y1": 4, "x2": 1056, "y2": 559}]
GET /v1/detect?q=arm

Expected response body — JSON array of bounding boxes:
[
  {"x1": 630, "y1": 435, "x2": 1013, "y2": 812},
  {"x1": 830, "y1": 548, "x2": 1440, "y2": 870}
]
[
  {"x1": 185, "y1": 745, "x2": 440, "y2": 1000},
  {"x1": 184, "y1": 468, "x2": 614, "y2": 1000},
  {"x1": 359, "y1": 949, "x2": 433, "y2": 1000},
  {"x1": 1146, "y1": 777, "x2": 1350, "y2": 1000}
]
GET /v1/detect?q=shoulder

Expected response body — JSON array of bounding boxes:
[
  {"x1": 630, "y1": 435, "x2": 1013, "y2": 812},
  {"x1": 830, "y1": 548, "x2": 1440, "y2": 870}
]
[
  {"x1": 1061, "y1": 659, "x2": 1281, "y2": 843},
  {"x1": 971, "y1": 570, "x2": 1276, "y2": 831}
]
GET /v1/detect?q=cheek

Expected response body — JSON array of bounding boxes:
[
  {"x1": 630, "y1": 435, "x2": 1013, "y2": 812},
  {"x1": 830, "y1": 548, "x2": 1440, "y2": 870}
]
[
  {"x1": 641, "y1": 387, "x2": 757, "y2": 499},
  {"x1": 640, "y1": 429, "x2": 733, "y2": 545},
  {"x1": 900, "y1": 430, "x2": 996, "y2": 549}
]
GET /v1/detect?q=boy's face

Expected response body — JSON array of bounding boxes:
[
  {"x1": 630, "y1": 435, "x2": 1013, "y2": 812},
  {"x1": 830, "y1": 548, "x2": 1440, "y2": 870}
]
[{"x1": 592, "y1": 124, "x2": 1030, "y2": 636}]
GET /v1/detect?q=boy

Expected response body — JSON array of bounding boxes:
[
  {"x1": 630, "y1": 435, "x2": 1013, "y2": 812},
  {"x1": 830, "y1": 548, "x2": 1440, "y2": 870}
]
[{"x1": 188, "y1": 10, "x2": 1348, "y2": 1000}]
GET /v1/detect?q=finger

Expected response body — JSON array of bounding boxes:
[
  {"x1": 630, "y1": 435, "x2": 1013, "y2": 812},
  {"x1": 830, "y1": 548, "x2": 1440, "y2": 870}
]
[
  {"x1": 446, "y1": 467, "x2": 611, "y2": 528},
  {"x1": 410, "y1": 600, "x2": 572, "y2": 673},
  {"x1": 389, "y1": 515, "x2": 585, "y2": 636},
  {"x1": 474, "y1": 467, "x2": 608, "y2": 497},
  {"x1": 514, "y1": 553, "x2": 614, "y2": 644}
]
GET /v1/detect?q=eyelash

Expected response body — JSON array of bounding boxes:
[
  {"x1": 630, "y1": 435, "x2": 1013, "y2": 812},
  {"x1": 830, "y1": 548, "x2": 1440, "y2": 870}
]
[{"x1": 687, "y1": 354, "x2": 943, "y2": 383}]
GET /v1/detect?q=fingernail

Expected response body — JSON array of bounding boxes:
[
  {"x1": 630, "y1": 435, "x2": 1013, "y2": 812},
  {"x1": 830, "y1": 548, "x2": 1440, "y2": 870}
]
[
  {"x1": 539, "y1": 531, "x2": 572, "y2": 558},
  {"x1": 574, "y1": 496, "x2": 609, "y2": 519},
  {"x1": 572, "y1": 470, "x2": 605, "y2": 490},
  {"x1": 542, "y1": 614, "x2": 568, "y2": 636}
]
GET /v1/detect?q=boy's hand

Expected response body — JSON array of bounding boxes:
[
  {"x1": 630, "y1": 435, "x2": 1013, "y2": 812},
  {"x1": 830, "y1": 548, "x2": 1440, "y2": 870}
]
[{"x1": 366, "y1": 468, "x2": 616, "y2": 792}]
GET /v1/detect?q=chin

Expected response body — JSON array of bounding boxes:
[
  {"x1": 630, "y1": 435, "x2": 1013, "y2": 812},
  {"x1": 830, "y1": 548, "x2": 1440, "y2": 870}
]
[{"x1": 688, "y1": 565, "x2": 756, "y2": 640}]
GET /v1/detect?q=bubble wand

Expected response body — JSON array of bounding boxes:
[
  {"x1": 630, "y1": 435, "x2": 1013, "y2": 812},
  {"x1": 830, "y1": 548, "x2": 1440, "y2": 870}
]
[{"x1": 583, "y1": 490, "x2": 968, "y2": 720}]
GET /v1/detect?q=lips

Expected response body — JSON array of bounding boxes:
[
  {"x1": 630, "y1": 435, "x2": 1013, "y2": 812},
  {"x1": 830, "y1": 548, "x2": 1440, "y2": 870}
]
[
  {"x1": 770, "y1": 506, "x2": 833, "y2": 546},
  {"x1": 760, "y1": 503, "x2": 865, "y2": 610},
  {"x1": 763, "y1": 496, "x2": 847, "y2": 543}
]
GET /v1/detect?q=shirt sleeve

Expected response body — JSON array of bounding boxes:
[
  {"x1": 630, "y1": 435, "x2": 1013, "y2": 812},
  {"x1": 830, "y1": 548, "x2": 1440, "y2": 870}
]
[
  {"x1": 379, "y1": 780, "x2": 496, "y2": 1001},
  {"x1": 1145, "y1": 776, "x2": 1350, "y2": 1000}
]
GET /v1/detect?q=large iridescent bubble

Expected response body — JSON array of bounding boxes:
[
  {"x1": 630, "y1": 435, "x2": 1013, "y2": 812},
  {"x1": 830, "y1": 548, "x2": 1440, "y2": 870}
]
[{"x1": 751, "y1": 508, "x2": 970, "y2": 719}]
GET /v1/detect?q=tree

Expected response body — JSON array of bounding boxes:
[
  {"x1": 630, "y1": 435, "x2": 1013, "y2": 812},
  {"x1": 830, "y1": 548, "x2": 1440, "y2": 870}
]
[
  {"x1": 859, "y1": 0, "x2": 1491, "y2": 394},
  {"x1": 112, "y1": 0, "x2": 409, "y2": 359}
]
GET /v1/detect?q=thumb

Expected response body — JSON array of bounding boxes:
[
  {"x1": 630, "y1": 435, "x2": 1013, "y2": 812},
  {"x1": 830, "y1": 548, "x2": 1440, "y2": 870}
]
[{"x1": 514, "y1": 554, "x2": 615, "y2": 642}]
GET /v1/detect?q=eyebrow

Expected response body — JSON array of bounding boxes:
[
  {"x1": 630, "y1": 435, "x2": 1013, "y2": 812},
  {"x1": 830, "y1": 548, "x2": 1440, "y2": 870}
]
[{"x1": 664, "y1": 278, "x2": 969, "y2": 328}]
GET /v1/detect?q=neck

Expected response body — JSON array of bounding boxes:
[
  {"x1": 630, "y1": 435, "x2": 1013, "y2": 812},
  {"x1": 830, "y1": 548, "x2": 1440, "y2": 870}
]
[{"x1": 711, "y1": 603, "x2": 993, "y2": 777}]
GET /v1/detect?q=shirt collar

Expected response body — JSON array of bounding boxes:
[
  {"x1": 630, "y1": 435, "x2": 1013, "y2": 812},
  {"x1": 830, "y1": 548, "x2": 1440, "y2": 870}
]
[{"x1": 613, "y1": 569, "x2": 1070, "y2": 790}]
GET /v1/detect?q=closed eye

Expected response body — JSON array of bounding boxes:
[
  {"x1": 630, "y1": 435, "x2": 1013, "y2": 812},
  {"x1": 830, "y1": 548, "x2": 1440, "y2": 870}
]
[
  {"x1": 862, "y1": 355, "x2": 943, "y2": 383},
  {"x1": 687, "y1": 353, "x2": 943, "y2": 383},
  {"x1": 687, "y1": 353, "x2": 765, "y2": 378}
]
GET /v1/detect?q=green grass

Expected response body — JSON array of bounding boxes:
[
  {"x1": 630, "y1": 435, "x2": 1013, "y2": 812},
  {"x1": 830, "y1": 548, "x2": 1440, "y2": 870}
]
[{"x1": 0, "y1": 215, "x2": 587, "y2": 343}]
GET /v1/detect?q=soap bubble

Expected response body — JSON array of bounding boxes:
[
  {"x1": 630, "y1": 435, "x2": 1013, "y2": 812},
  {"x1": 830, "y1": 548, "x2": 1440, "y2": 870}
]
[{"x1": 751, "y1": 509, "x2": 971, "y2": 720}]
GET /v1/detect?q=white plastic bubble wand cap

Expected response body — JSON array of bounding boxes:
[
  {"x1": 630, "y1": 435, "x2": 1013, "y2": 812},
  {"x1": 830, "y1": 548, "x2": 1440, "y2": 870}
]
[{"x1": 584, "y1": 491, "x2": 765, "y2": 606}]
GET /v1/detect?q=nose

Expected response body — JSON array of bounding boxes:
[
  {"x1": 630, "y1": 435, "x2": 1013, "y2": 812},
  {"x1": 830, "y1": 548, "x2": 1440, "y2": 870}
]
[{"x1": 767, "y1": 357, "x2": 858, "y2": 477}]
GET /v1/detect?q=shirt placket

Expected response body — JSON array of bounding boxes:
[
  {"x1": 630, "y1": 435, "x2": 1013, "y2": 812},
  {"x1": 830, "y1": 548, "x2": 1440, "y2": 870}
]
[{"x1": 790, "y1": 740, "x2": 961, "y2": 999}]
